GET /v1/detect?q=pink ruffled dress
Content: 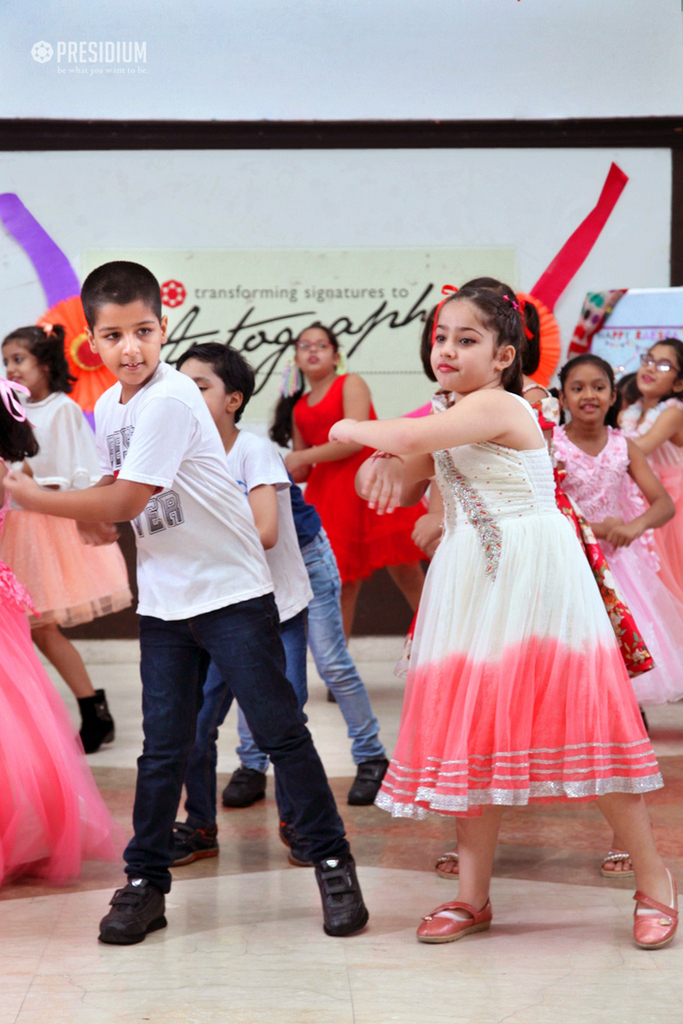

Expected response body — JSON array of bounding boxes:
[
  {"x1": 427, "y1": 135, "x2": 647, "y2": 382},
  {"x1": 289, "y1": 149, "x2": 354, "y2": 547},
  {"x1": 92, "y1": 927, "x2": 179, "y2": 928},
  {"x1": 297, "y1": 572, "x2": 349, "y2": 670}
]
[
  {"x1": 377, "y1": 397, "x2": 661, "y2": 820},
  {"x1": 0, "y1": 490, "x2": 120, "y2": 885},
  {"x1": 621, "y1": 399, "x2": 683, "y2": 605},
  {"x1": 0, "y1": 391, "x2": 132, "y2": 628},
  {"x1": 554, "y1": 426, "x2": 683, "y2": 706}
]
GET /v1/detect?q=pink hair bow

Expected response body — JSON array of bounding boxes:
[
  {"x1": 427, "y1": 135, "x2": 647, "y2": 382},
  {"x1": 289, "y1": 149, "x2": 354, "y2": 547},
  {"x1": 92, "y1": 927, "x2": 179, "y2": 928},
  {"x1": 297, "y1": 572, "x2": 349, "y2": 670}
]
[{"x1": 0, "y1": 378, "x2": 30, "y2": 422}]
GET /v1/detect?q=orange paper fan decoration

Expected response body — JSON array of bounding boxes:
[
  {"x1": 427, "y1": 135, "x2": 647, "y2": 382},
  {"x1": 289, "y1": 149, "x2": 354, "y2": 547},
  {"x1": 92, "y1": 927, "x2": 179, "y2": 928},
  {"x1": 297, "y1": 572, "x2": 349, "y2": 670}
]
[
  {"x1": 37, "y1": 296, "x2": 117, "y2": 413},
  {"x1": 517, "y1": 292, "x2": 562, "y2": 388}
]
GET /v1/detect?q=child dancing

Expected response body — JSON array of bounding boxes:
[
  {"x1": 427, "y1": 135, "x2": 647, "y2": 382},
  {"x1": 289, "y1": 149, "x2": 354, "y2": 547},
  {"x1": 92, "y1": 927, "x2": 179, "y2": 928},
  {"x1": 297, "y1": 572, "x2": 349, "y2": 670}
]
[
  {"x1": 619, "y1": 339, "x2": 683, "y2": 603},
  {"x1": 555, "y1": 353, "x2": 683, "y2": 708},
  {"x1": 0, "y1": 379, "x2": 118, "y2": 885},
  {"x1": 6, "y1": 262, "x2": 368, "y2": 944},
  {"x1": 0, "y1": 325, "x2": 132, "y2": 752},
  {"x1": 330, "y1": 283, "x2": 675, "y2": 950},
  {"x1": 271, "y1": 324, "x2": 424, "y2": 639}
]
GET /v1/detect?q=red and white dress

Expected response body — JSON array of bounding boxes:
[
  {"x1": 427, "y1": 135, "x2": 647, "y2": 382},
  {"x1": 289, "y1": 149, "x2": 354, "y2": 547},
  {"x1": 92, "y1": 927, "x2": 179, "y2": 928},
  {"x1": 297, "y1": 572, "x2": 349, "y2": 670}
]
[{"x1": 377, "y1": 396, "x2": 662, "y2": 819}]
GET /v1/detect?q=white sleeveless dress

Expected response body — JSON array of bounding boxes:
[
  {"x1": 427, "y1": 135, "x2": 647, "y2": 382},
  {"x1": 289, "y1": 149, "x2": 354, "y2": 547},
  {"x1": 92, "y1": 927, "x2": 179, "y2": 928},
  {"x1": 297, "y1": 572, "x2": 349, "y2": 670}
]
[{"x1": 377, "y1": 396, "x2": 662, "y2": 819}]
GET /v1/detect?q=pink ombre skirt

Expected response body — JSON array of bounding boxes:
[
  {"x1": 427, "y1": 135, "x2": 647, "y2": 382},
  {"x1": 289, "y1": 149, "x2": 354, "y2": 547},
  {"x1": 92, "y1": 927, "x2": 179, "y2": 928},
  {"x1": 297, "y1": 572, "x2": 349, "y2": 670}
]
[
  {"x1": 0, "y1": 510, "x2": 132, "y2": 628},
  {"x1": 377, "y1": 507, "x2": 662, "y2": 819}
]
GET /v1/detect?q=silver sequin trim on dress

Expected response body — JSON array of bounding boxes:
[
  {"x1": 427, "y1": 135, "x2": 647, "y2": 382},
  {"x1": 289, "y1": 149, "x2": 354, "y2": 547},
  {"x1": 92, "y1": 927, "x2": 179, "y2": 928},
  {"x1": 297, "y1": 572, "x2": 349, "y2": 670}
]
[{"x1": 434, "y1": 449, "x2": 502, "y2": 579}]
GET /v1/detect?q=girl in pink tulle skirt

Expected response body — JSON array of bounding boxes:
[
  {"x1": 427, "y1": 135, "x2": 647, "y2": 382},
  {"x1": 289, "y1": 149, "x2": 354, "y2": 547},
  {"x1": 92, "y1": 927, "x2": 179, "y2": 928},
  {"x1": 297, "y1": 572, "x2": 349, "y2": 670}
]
[
  {"x1": 0, "y1": 380, "x2": 119, "y2": 886},
  {"x1": 331, "y1": 284, "x2": 676, "y2": 950},
  {"x1": 619, "y1": 339, "x2": 683, "y2": 605},
  {"x1": 0, "y1": 326, "x2": 132, "y2": 753}
]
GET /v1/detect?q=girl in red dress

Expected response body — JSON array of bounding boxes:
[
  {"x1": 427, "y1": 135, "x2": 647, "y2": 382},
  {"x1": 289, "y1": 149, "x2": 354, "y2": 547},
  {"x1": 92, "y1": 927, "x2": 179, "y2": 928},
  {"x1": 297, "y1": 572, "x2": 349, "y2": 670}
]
[{"x1": 271, "y1": 323, "x2": 424, "y2": 638}]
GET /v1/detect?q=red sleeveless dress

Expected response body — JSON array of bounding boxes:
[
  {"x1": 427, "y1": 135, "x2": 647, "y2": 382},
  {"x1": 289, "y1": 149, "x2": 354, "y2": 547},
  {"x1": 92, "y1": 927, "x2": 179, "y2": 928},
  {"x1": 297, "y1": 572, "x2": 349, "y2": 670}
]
[{"x1": 294, "y1": 375, "x2": 424, "y2": 583}]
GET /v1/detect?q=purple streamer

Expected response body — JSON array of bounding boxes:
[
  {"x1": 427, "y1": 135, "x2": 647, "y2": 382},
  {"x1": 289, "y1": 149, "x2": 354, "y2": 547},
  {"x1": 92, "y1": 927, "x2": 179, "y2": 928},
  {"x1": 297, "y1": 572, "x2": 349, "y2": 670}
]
[{"x1": 0, "y1": 193, "x2": 80, "y2": 307}]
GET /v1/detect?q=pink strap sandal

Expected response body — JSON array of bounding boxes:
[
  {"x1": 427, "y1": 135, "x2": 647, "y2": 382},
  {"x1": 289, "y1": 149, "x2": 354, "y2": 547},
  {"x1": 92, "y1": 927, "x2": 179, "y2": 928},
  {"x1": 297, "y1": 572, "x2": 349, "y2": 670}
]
[
  {"x1": 633, "y1": 869, "x2": 678, "y2": 950},
  {"x1": 417, "y1": 898, "x2": 492, "y2": 944}
]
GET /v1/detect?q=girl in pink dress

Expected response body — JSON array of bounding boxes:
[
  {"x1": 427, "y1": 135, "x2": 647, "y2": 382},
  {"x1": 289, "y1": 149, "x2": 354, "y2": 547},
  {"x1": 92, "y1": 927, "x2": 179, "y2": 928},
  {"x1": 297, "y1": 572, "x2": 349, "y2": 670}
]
[
  {"x1": 330, "y1": 284, "x2": 676, "y2": 950},
  {"x1": 555, "y1": 354, "x2": 683, "y2": 707},
  {"x1": 0, "y1": 380, "x2": 119, "y2": 886},
  {"x1": 0, "y1": 326, "x2": 132, "y2": 753},
  {"x1": 619, "y1": 339, "x2": 683, "y2": 604}
]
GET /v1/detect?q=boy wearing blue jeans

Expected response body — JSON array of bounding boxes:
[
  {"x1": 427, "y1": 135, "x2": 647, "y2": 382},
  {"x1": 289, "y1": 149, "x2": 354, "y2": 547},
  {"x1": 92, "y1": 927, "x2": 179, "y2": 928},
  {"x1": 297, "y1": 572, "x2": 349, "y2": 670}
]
[
  {"x1": 6, "y1": 261, "x2": 369, "y2": 945},
  {"x1": 174, "y1": 344, "x2": 388, "y2": 868}
]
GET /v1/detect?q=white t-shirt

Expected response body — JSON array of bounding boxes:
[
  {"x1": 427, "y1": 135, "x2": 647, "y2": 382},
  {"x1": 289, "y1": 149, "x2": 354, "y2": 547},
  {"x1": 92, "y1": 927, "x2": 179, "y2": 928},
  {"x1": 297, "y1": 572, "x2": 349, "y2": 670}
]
[
  {"x1": 226, "y1": 429, "x2": 312, "y2": 623},
  {"x1": 21, "y1": 391, "x2": 100, "y2": 490},
  {"x1": 94, "y1": 361, "x2": 273, "y2": 621}
]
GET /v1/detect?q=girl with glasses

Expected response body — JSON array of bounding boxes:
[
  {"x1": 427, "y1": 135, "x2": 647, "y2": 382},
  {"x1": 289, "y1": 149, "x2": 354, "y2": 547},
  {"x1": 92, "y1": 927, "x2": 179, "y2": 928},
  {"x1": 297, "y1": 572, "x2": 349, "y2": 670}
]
[{"x1": 620, "y1": 339, "x2": 683, "y2": 603}]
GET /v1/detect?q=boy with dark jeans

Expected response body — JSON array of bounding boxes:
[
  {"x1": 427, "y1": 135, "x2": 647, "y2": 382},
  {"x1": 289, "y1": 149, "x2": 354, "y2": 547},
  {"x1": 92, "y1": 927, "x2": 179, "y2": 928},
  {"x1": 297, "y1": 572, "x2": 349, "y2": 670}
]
[{"x1": 6, "y1": 261, "x2": 369, "y2": 944}]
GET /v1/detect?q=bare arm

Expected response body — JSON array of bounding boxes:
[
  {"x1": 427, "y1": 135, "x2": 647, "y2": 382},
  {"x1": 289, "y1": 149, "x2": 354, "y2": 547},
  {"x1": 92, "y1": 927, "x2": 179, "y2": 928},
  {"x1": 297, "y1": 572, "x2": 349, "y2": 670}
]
[
  {"x1": 629, "y1": 406, "x2": 683, "y2": 456},
  {"x1": 602, "y1": 439, "x2": 674, "y2": 548},
  {"x1": 247, "y1": 483, "x2": 279, "y2": 550},
  {"x1": 331, "y1": 389, "x2": 543, "y2": 456},
  {"x1": 5, "y1": 471, "x2": 157, "y2": 523},
  {"x1": 413, "y1": 486, "x2": 444, "y2": 557},
  {"x1": 355, "y1": 451, "x2": 434, "y2": 514}
]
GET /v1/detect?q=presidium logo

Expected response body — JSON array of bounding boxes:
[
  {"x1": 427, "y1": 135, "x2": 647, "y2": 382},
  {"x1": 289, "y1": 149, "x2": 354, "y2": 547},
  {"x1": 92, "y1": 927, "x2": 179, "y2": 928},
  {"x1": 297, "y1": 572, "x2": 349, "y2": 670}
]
[{"x1": 31, "y1": 40, "x2": 147, "y2": 66}]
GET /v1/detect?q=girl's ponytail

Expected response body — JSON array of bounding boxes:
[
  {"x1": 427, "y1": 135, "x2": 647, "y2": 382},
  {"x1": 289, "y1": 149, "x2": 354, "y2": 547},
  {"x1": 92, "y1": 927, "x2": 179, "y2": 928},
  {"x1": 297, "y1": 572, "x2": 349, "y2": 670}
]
[{"x1": 270, "y1": 385, "x2": 305, "y2": 447}]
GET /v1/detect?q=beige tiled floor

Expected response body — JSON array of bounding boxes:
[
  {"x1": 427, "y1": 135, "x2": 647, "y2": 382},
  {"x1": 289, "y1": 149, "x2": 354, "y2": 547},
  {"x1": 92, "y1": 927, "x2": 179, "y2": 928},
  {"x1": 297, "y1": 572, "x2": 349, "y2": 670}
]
[{"x1": 2, "y1": 639, "x2": 683, "y2": 1024}]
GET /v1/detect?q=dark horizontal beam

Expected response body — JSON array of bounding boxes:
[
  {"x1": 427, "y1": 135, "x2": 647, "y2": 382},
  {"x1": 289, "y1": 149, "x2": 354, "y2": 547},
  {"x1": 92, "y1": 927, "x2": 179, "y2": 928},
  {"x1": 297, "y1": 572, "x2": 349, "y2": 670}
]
[{"x1": 1, "y1": 117, "x2": 683, "y2": 151}]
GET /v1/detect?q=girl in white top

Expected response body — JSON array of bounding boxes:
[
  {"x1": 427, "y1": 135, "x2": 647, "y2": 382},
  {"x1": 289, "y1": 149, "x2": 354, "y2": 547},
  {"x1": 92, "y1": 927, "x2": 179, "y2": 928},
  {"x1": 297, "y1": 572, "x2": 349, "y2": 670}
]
[
  {"x1": 329, "y1": 283, "x2": 675, "y2": 952},
  {"x1": 0, "y1": 325, "x2": 132, "y2": 753}
]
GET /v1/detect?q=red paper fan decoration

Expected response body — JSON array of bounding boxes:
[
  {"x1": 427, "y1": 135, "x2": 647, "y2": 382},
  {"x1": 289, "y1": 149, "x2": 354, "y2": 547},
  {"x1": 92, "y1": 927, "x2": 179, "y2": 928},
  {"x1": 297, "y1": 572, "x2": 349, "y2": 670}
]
[
  {"x1": 517, "y1": 292, "x2": 562, "y2": 389},
  {"x1": 37, "y1": 296, "x2": 117, "y2": 413}
]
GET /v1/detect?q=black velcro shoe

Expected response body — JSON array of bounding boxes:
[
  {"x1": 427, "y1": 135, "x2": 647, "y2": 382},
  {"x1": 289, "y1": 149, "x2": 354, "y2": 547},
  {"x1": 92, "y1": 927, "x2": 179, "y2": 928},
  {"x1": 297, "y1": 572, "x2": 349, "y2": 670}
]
[
  {"x1": 98, "y1": 879, "x2": 167, "y2": 945},
  {"x1": 347, "y1": 758, "x2": 389, "y2": 806},
  {"x1": 315, "y1": 853, "x2": 369, "y2": 936},
  {"x1": 221, "y1": 767, "x2": 267, "y2": 808},
  {"x1": 172, "y1": 821, "x2": 219, "y2": 866}
]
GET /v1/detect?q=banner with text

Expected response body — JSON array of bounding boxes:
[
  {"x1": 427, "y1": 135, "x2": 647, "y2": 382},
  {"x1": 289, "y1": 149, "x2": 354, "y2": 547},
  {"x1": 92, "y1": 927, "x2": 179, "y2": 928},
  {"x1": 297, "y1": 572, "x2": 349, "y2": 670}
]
[{"x1": 83, "y1": 248, "x2": 516, "y2": 423}]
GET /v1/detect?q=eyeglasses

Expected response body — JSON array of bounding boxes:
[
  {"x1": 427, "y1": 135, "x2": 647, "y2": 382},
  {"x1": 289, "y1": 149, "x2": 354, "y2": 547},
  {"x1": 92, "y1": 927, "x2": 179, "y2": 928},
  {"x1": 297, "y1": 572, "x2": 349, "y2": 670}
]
[
  {"x1": 296, "y1": 341, "x2": 333, "y2": 353},
  {"x1": 640, "y1": 354, "x2": 679, "y2": 373}
]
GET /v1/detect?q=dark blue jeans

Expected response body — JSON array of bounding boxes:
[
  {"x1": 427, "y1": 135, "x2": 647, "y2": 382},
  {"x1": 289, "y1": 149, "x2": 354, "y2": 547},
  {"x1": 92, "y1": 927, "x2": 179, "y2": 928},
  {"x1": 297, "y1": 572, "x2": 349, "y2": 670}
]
[
  {"x1": 125, "y1": 595, "x2": 348, "y2": 892},
  {"x1": 183, "y1": 608, "x2": 308, "y2": 829}
]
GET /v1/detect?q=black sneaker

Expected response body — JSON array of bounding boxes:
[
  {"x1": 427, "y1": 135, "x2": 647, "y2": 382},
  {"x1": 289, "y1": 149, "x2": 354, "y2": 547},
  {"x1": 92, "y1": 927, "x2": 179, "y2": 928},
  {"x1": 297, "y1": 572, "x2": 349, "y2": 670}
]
[
  {"x1": 78, "y1": 689, "x2": 115, "y2": 754},
  {"x1": 279, "y1": 820, "x2": 313, "y2": 867},
  {"x1": 347, "y1": 758, "x2": 389, "y2": 805},
  {"x1": 221, "y1": 767, "x2": 267, "y2": 808},
  {"x1": 172, "y1": 822, "x2": 219, "y2": 866},
  {"x1": 315, "y1": 853, "x2": 369, "y2": 936},
  {"x1": 98, "y1": 879, "x2": 167, "y2": 945}
]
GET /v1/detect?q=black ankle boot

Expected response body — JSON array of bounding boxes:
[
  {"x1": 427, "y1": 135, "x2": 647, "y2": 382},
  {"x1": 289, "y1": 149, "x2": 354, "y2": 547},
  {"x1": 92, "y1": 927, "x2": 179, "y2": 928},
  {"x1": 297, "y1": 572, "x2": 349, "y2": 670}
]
[{"x1": 78, "y1": 689, "x2": 115, "y2": 753}]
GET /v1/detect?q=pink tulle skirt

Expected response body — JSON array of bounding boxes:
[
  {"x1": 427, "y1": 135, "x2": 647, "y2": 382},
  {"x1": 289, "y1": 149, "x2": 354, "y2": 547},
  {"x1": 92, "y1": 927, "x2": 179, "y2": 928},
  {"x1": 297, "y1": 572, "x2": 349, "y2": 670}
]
[
  {"x1": 652, "y1": 465, "x2": 683, "y2": 604},
  {"x1": 606, "y1": 540, "x2": 683, "y2": 705},
  {"x1": 0, "y1": 603, "x2": 120, "y2": 885},
  {"x1": 0, "y1": 510, "x2": 132, "y2": 627}
]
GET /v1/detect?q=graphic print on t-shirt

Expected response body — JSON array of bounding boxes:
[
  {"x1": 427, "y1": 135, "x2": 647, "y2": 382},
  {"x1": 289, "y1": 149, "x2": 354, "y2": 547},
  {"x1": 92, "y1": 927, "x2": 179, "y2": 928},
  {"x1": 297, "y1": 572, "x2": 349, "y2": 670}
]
[{"x1": 106, "y1": 426, "x2": 185, "y2": 539}]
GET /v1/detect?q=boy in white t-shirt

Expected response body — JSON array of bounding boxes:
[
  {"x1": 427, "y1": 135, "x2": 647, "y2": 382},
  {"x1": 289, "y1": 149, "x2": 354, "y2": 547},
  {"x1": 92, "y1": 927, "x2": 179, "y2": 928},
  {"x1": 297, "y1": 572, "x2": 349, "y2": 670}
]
[
  {"x1": 6, "y1": 261, "x2": 368, "y2": 946},
  {"x1": 174, "y1": 342, "x2": 314, "y2": 864}
]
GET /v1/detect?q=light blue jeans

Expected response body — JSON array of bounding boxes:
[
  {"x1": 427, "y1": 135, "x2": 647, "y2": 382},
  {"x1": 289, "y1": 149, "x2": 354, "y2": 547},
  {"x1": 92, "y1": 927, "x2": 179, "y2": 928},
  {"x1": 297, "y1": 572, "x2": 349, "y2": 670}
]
[{"x1": 238, "y1": 529, "x2": 386, "y2": 770}]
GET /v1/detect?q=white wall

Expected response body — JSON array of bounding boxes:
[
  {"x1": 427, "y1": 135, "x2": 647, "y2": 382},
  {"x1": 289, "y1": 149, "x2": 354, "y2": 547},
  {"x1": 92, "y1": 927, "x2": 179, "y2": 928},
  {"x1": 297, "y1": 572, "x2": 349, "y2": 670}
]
[
  {"x1": 0, "y1": 147, "x2": 670, "y2": 414},
  {"x1": 3, "y1": 0, "x2": 683, "y2": 121}
]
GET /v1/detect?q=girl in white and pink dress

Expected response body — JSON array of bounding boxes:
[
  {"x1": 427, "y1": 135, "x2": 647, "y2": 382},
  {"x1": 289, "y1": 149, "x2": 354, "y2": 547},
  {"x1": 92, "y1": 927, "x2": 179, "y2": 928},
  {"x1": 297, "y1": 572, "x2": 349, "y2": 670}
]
[
  {"x1": 0, "y1": 380, "x2": 119, "y2": 886},
  {"x1": 330, "y1": 284, "x2": 676, "y2": 951},
  {"x1": 554, "y1": 353, "x2": 683, "y2": 708},
  {"x1": 619, "y1": 339, "x2": 683, "y2": 604}
]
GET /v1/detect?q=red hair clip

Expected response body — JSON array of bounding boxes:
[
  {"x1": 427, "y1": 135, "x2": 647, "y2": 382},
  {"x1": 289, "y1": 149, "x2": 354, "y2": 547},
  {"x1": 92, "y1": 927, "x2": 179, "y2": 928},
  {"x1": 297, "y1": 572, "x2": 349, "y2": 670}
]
[{"x1": 430, "y1": 284, "x2": 459, "y2": 347}]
